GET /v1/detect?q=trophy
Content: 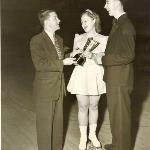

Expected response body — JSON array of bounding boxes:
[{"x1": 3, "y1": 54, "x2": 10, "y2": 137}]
[{"x1": 73, "y1": 38, "x2": 100, "y2": 66}]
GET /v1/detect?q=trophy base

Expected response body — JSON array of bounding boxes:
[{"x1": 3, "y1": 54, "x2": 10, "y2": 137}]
[{"x1": 73, "y1": 53, "x2": 86, "y2": 66}]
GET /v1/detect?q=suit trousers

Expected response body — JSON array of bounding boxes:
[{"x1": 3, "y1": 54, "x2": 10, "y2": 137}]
[
  {"x1": 35, "y1": 97, "x2": 63, "y2": 150},
  {"x1": 106, "y1": 85, "x2": 132, "y2": 150}
]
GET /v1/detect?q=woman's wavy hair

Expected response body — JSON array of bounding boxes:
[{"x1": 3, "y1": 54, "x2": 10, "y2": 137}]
[
  {"x1": 81, "y1": 9, "x2": 101, "y2": 33},
  {"x1": 38, "y1": 9, "x2": 55, "y2": 27}
]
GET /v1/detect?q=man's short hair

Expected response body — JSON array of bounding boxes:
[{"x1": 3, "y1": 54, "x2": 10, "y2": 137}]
[{"x1": 38, "y1": 9, "x2": 55, "y2": 27}]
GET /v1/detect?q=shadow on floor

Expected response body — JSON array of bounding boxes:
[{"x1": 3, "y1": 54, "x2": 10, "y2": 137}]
[{"x1": 131, "y1": 68, "x2": 150, "y2": 150}]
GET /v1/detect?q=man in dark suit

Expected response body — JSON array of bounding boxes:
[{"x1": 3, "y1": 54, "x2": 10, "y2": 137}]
[
  {"x1": 102, "y1": 0, "x2": 136, "y2": 150},
  {"x1": 30, "y1": 9, "x2": 75, "y2": 150}
]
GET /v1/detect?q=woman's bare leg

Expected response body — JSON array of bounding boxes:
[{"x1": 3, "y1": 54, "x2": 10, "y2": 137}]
[
  {"x1": 89, "y1": 95, "x2": 102, "y2": 148},
  {"x1": 76, "y1": 95, "x2": 89, "y2": 126},
  {"x1": 89, "y1": 95, "x2": 100, "y2": 124},
  {"x1": 76, "y1": 94, "x2": 89, "y2": 150}
]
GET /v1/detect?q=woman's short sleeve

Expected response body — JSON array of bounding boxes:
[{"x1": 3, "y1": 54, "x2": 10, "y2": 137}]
[
  {"x1": 99, "y1": 36, "x2": 108, "y2": 52},
  {"x1": 73, "y1": 34, "x2": 80, "y2": 50}
]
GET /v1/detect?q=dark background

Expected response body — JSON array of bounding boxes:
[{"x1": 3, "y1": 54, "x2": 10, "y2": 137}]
[
  {"x1": 1, "y1": 0, "x2": 150, "y2": 149},
  {"x1": 2, "y1": 0, "x2": 150, "y2": 69},
  {"x1": 2, "y1": 0, "x2": 150, "y2": 124}
]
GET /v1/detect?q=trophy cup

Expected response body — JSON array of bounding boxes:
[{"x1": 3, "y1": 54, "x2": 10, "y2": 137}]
[{"x1": 73, "y1": 38, "x2": 100, "y2": 66}]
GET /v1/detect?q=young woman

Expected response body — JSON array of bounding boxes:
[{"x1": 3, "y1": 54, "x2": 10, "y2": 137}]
[{"x1": 67, "y1": 9, "x2": 108, "y2": 150}]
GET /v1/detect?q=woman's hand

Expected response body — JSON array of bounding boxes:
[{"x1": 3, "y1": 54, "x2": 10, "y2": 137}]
[
  {"x1": 83, "y1": 51, "x2": 93, "y2": 59},
  {"x1": 92, "y1": 52, "x2": 105, "y2": 64}
]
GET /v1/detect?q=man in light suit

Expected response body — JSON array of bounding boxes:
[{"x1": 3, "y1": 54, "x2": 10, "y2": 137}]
[
  {"x1": 102, "y1": 0, "x2": 136, "y2": 150},
  {"x1": 30, "y1": 9, "x2": 75, "y2": 150}
]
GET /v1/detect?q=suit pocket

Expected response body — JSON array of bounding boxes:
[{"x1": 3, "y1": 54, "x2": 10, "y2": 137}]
[{"x1": 33, "y1": 74, "x2": 61, "y2": 102}]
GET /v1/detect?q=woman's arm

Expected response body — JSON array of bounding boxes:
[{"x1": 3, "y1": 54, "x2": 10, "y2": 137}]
[{"x1": 70, "y1": 34, "x2": 83, "y2": 57}]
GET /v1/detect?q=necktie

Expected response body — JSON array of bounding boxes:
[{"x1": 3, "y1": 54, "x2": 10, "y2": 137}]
[
  {"x1": 109, "y1": 19, "x2": 118, "y2": 36},
  {"x1": 54, "y1": 36, "x2": 62, "y2": 60}
]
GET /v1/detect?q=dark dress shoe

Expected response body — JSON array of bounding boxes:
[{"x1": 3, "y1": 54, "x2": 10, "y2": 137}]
[{"x1": 104, "y1": 144, "x2": 113, "y2": 150}]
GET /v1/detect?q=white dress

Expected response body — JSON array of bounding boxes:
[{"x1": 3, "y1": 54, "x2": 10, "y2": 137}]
[{"x1": 67, "y1": 33, "x2": 108, "y2": 95}]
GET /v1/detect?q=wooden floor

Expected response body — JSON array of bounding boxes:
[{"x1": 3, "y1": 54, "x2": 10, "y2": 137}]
[{"x1": 2, "y1": 59, "x2": 150, "y2": 150}]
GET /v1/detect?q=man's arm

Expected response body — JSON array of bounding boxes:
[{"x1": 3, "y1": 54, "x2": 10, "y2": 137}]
[{"x1": 102, "y1": 27, "x2": 135, "y2": 66}]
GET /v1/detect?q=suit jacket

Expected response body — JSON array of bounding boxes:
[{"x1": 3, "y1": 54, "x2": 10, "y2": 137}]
[
  {"x1": 30, "y1": 31, "x2": 66, "y2": 102},
  {"x1": 102, "y1": 14, "x2": 136, "y2": 87}
]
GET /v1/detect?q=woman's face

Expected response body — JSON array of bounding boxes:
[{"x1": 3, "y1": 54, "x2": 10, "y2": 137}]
[{"x1": 81, "y1": 14, "x2": 95, "y2": 33}]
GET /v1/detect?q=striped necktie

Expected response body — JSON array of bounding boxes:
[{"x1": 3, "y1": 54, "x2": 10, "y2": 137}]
[{"x1": 54, "y1": 36, "x2": 62, "y2": 60}]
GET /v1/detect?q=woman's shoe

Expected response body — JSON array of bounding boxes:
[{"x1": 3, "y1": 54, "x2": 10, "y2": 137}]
[
  {"x1": 79, "y1": 138, "x2": 87, "y2": 150},
  {"x1": 79, "y1": 126, "x2": 87, "y2": 150},
  {"x1": 89, "y1": 134, "x2": 102, "y2": 148},
  {"x1": 89, "y1": 124, "x2": 102, "y2": 148}
]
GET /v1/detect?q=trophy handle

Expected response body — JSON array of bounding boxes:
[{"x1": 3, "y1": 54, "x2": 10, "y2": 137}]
[
  {"x1": 83, "y1": 38, "x2": 93, "y2": 51},
  {"x1": 73, "y1": 38, "x2": 99, "y2": 66},
  {"x1": 89, "y1": 40, "x2": 100, "y2": 52}
]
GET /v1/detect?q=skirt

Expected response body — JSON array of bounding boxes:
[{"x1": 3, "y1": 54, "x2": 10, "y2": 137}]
[{"x1": 67, "y1": 61, "x2": 106, "y2": 95}]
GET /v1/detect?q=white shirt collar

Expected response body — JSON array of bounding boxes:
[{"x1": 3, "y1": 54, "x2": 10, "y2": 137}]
[
  {"x1": 45, "y1": 30, "x2": 55, "y2": 44},
  {"x1": 116, "y1": 12, "x2": 126, "y2": 19}
]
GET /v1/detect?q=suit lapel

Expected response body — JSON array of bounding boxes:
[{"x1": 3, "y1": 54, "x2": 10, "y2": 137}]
[
  {"x1": 107, "y1": 14, "x2": 127, "y2": 46},
  {"x1": 107, "y1": 20, "x2": 119, "y2": 46},
  {"x1": 41, "y1": 31, "x2": 58, "y2": 59}
]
